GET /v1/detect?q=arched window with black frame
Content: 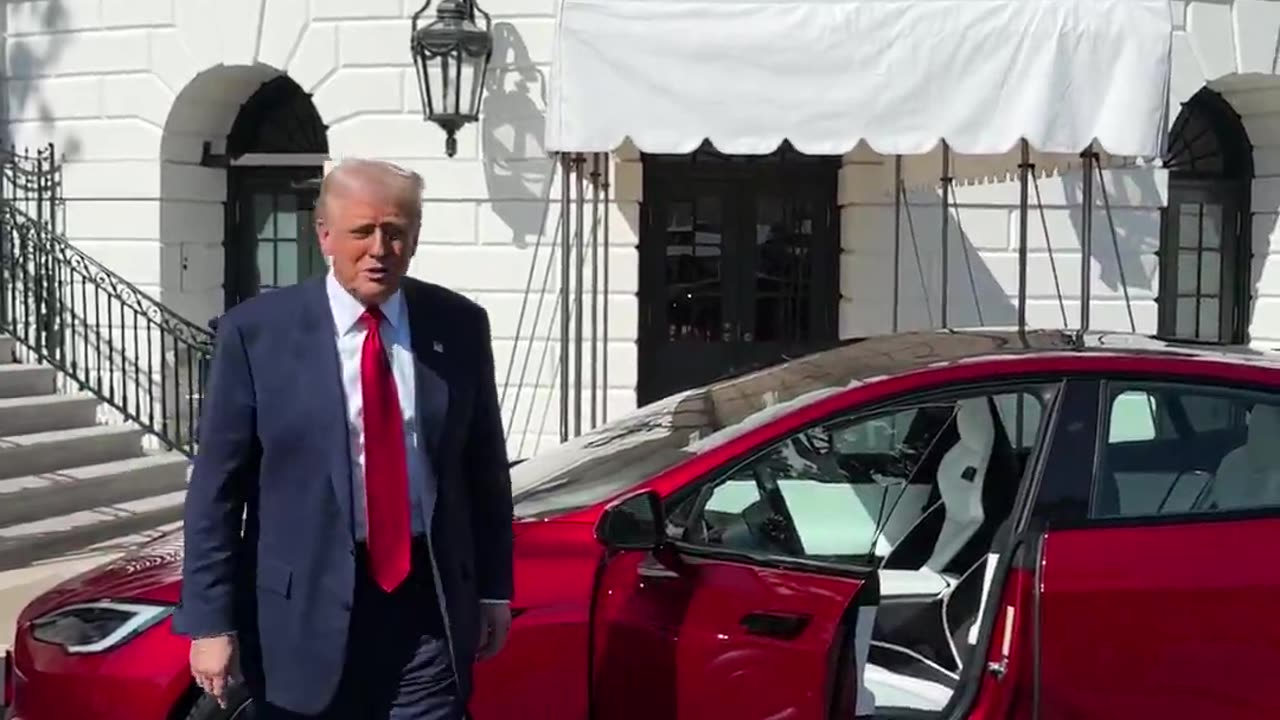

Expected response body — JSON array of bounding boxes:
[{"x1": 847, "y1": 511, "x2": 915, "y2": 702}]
[{"x1": 1159, "y1": 87, "x2": 1254, "y2": 344}]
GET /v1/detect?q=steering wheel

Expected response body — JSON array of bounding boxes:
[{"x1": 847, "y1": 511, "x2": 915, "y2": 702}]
[{"x1": 750, "y1": 464, "x2": 805, "y2": 555}]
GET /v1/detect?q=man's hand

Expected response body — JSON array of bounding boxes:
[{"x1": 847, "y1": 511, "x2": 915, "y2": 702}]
[
  {"x1": 476, "y1": 602, "x2": 512, "y2": 661},
  {"x1": 190, "y1": 634, "x2": 237, "y2": 708}
]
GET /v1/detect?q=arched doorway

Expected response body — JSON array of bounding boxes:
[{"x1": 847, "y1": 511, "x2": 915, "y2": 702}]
[
  {"x1": 1159, "y1": 88, "x2": 1254, "y2": 343},
  {"x1": 220, "y1": 75, "x2": 330, "y2": 308}
]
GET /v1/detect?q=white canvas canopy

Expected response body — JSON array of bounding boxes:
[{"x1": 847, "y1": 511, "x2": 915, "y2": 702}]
[
  {"x1": 546, "y1": 0, "x2": 1174, "y2": 180},
  {"x1": 538, "y1": 0, "x2": 1175, "y2": 442}
]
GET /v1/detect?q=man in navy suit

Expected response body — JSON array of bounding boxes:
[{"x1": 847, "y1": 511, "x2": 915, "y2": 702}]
[{"x1": 174, "y1": 158, "x2": 514, "y2": 719}]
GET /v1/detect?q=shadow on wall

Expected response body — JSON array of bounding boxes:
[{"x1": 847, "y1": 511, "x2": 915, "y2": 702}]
[
  {"x1": 885, "y1": 168, "x2": 1161, "y2": 334},
  {"x1": 481, "y1": 21, "x2": 554, "y2": 249},
  {"x1": 3, "y1": 0, "x2": 81, "y2": 159},
  {"x1": 890, "y1": 185, "x2": 1018, "y2": 331},
  {"x1": 1061, "y1": 167, "x2": 1161, "y2": 303},
  {"x1": 480, "y1": 22, "x2": 565, "y2": 455}
]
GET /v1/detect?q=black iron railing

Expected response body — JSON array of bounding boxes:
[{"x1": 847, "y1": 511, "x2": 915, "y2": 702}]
[{"x1": 0, "y1": 145, "x2": 214, "y2": 456}]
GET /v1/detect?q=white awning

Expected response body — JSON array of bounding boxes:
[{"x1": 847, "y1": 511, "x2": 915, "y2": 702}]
[{"x1": 546, "y1": 0, "x2": 1174, "y2": 161}]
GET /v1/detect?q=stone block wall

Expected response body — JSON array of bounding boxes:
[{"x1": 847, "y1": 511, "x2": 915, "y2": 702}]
[{"x1": 3, "y1": 0, "x2": 640, "y2": 455}]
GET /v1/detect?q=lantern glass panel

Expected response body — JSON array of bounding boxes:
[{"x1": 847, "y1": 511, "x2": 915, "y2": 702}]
[{"x1": 416, "y1": 46, "x2": 488, "y2": 121}]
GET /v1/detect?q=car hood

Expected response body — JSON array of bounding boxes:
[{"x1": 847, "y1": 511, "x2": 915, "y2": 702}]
[
  {"x1": 18, "y1": 530, "x2": 186, "y2": 625},
  {"x1": 19, "y1": 519, "x2": 557, "y2": 624}
]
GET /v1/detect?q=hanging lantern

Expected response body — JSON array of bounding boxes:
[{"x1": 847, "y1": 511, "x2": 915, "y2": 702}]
[{"x1": 410, "y1": 0, "x2": 494, "y2": 158}]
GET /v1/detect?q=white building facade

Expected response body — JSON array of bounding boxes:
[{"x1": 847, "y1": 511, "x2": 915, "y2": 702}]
[{"x1": 4, "y1": 0, "x2": 1280, "y2": 456}]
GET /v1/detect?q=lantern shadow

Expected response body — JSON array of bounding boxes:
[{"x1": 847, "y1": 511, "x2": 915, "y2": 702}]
[{"x1": 480, "y1": 22, "x2": 555, "y2": 250}]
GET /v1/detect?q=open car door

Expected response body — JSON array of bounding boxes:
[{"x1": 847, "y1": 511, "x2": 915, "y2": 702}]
[
  {"x1": 585, "y1": 379, "x2": 1073, "y2": 720},
  {"x1": 589, "y1": 489, "x2": 878, "y2": 720}
]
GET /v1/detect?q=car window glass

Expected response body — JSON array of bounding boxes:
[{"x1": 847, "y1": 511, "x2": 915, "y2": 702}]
[
  {"x1": 992, "y1": 391, "x2": 1043, "y2": 450},
  {"x1": 1094, "y1": 382, "x2": 1279, "y2": 519},
  {"x1": 1109, "y1": 390, "x2": 1159, "y2": 442},
  {"x1": 832, "y1": 408, "x2": 919, "y2": 454},
  {"x1": 671, "y1": 385, "x2": 1054, "y2": 565},
  {"x1": 1182, "y1": 393, "x2": 1235, "y2": 432}
]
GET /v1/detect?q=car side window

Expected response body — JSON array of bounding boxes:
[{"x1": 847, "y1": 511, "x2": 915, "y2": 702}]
[
  {"x1": 992, "y1": 391, "x2": 1045, "y2": 451},
  {"x1": 667, "y1": 404, "x2": 948, "y2": 561},
  {"x1": 1094, "y1": 382, "x2": 1280, "y2": 519},
  {"x1": 1108, "y1": 389, "x2": 1161, "y2": 442},
  {"x1": 668, "y1": 385, "x2": 1055, "y2": 566}
]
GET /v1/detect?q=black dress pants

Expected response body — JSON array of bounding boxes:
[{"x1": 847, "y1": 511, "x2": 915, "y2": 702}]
[{"x1": 255, "y1": 540, "x2": 462, "y2": 720}]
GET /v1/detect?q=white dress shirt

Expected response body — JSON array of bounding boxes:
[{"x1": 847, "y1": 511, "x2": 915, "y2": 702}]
[
  {"x1": 325, "y1": 273, "x2": 507, "y2": 606},
  {"x1": 326, "y1": 272, "x2": 431, "y2": 540}
]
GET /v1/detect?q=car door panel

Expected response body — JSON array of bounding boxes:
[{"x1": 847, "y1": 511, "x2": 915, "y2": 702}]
[
  {"x1": 591, "y1": 379, "x2": 1075, "y2": 720},
  {"x1": 1035, "y1": 378, "x2": 1280, "y2": 719},
  {"x1": 1038, "y1": 520, "x2": 1280, "y2": 718},
  {"x1": 960, "y1": 544, "x2": 1038, "y2": 720},
  {"x1": 591, "y1": 547, "x2": 870, "y2": 720}
]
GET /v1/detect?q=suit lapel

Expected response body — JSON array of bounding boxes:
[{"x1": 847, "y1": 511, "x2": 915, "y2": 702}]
[
  {"x1": 299, "y1": 277, "x2": 356, "y2": 541},
  {"x1": 404, "y1": 282, "x2": 450, "y2": 457}
]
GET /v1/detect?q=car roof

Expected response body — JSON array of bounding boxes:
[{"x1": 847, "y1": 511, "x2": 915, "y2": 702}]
[
  {"x1": 694, "y1": 328, "x2": 1280, "y2": 424},
  {"x1": 510, "y1": 329, "x2": 1280, "y2": 520}
]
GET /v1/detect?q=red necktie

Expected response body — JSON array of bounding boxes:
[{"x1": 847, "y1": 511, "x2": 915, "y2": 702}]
[{"x1": 360, "y1": 307, "x2": 411, "y2": 592}]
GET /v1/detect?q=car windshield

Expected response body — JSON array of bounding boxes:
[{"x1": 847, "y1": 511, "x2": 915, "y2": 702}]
[{"x1": 510, "y1": 363, "x2": 858, "y2": 519}]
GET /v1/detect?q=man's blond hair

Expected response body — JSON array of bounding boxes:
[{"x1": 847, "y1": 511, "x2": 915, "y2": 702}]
[{"x1": 317, "y1": 158, "x2": 424, "y2": 224}]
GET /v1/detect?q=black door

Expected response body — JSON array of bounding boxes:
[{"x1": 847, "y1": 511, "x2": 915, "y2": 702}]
[
  {"x1": 225, "y1": 167, "x2": 326, "y2": 308},
  {"x1": 639, "y1": 147, "x2": 840, "y2": 404}
]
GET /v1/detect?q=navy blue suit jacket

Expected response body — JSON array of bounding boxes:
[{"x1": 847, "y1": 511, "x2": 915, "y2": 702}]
[{"x1": 173, "y1": 276, "x2": 514, "y2": 714}]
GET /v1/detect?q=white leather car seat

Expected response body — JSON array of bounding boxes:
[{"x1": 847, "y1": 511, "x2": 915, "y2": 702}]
[
  {"x1": 879, "y1": 398, "x2": 997, "y2": 596},
  {"x1": 927, "y1": 398, "x2": 996, "y2": 576},
  {"x1": 1208, "y1": 404, "x2": 1280, "y2": 511},
  {"x1": 863, "y1": 400, "x2": 999, "y2": 715}
]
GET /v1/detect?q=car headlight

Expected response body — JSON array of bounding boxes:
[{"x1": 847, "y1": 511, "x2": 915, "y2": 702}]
[{"x1": 29, "y1": 601, "x2": 173, "y2": 654}]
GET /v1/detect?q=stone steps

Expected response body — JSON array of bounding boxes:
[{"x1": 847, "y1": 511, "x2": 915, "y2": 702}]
[
  {"x1": 0, "y1": 393, "x2": 100, "y2": 436},
  {"x1": 0, "y1": 334, "x2": 190, "y2": 575}
]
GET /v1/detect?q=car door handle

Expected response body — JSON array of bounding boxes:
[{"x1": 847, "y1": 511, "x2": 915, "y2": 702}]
[{"x1": 740, "y1": 612, "x2": 811, "y2": 640}]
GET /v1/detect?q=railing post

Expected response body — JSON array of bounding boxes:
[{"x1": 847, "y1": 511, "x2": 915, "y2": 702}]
[
  {"x1": 0, "y1": 143, "x2": 218, "y2": 458},
  {"x1": 0, "y1": 191, "x2": 8, "y2": 333}
]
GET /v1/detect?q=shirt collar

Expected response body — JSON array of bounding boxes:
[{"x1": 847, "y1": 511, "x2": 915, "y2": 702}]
[{"x1": 325, "y1": 271, "x2": 407, "y2": 336}]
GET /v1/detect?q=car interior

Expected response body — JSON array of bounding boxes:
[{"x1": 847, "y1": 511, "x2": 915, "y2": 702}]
[
  {"x1": 675, "y1": 381, "x2": 1280, "y2": 718},
  {"x1": 858, "y1": 385, "x2": 1280, "y2": 718},
  {"x1": 673, "y1": 388, "x2": 1045, "y2": 718},
  {"x1": 848, "y1": 394, "x2": 1028, "y2": 717}
]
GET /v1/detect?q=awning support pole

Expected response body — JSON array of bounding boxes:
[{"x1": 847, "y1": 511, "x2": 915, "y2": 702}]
[
  {"x1": 1031, "y1": 174, "x2": 1069, "y2": 328},
  {"x1": 1080, "y1": 148, "x2": 1096, "y2": 331},
  {"x1": 501, "y1": 155, "x2": 558, "y2": 439},
  {"x1": 559, "y1": 153, "x2": 572, "y2": 443},
  {"x1": 940, "y1": 142, "x2": 952, "y2": 328},
  {"x1": 1017, "y1": 140, "x2": 1032, "y2": 333},
  {"x1": 903, "y1": 188, "x2": 934, "y2": 327},
  {"x1": 601, "y1": 157, "x2": 611, "y2": 424},
  {"x1": 573, "y1": 154, "x2": 586, "y2": 438},
  {"x1": 892, "y1": 156, "x2": 902, "y2": 333},
  {"x1": 589, "y1": 154, "x2": 601, "y2": 430}
]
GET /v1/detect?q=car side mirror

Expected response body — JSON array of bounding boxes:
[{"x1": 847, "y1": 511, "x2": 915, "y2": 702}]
[{"x1": 595, "y1": 490, "x2": 665, "y2": 551}]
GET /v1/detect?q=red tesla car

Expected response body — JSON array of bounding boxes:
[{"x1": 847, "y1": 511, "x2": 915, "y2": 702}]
[{"x1": 7, "y1": 328, "x2": 1280, "y2": 720}]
